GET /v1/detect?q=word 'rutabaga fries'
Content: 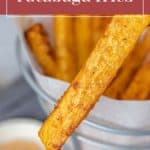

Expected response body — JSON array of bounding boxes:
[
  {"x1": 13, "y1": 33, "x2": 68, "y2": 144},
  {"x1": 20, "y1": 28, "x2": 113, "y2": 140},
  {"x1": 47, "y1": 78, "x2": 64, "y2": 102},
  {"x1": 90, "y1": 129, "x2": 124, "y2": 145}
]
[
  {"x1": 122, "y1": 58, "x2": 150, "y2": 100},
  {"x1": 25, "y1": 24, "x2": 57, "y2": 78},
  {"x1": 105, "y1": 28, "x2": 150, "y2": 99},
  {"x1": 54, "y1": 16, "x2": 77, "y2": 82},
  {"x1": 39, "y1": 16, "x2": 150, "y2": 150},
  {"x1": 75, "y1": 16, "x2": 92, "y2": 69}
]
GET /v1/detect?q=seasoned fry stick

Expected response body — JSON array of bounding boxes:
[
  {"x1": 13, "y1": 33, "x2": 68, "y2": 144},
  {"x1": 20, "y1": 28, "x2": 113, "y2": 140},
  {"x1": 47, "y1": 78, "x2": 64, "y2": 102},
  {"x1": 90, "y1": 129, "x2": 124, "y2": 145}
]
[
  {"x1": 25, "y1": 24, "x2": 57, "y2": 78},
  {"x1": 122, "y1": 58, "x2": 150, "y2": 100},
  {"x1": 105, "y1": 29, "x2": 150, "y2": 99},
  {"x1": 75, "y1": 16, "x2": 92, "y2": 69},
  {"x1": 54, "y1": 16, "x2": 77, "y2": 82},
  {"x1": 39, "y1": 16, "x2": 150, "y2": 150}
]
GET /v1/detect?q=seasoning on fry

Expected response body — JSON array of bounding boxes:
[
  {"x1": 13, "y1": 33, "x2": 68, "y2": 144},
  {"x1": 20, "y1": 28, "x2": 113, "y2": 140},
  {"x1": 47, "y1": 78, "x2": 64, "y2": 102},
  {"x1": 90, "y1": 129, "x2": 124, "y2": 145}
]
[{"x1": 39, "y1": 16, "x2": 150, "y2": 150}]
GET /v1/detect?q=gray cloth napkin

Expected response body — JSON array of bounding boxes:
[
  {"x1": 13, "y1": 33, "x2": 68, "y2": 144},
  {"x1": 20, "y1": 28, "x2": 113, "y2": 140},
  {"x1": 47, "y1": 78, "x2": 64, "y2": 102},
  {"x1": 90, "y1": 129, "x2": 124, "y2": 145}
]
[{"x1": 0, "y1": 77, "x2": 46, "y2": 121}]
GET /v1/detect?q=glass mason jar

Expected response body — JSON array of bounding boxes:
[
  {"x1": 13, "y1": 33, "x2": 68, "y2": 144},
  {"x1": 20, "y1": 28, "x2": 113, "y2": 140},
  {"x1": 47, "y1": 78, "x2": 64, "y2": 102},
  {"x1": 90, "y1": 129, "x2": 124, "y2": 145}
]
[{"x1": 17, "y1": 38, "x2": 150, "y2": 150}]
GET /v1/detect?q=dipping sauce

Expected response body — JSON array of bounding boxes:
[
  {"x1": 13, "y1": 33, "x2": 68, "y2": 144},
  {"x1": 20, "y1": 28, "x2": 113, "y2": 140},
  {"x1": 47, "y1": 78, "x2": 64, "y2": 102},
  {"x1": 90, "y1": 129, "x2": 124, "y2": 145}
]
[{"x1": 0, "y1": 140, "x2": 42, "y2": 150}]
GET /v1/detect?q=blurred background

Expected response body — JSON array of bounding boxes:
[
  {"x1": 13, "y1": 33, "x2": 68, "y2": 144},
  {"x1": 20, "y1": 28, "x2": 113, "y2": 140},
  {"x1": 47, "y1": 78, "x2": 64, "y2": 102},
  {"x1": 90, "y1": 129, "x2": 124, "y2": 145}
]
[
  {"x1": 0, "y1": 16, "x2": 19, "y2": 89},
  {"x1": 0, "y1": 15, "x2": 47, "y2": 119},
  {"x1": 0, "y1": 16, "x2": 46, "y2": 149}
]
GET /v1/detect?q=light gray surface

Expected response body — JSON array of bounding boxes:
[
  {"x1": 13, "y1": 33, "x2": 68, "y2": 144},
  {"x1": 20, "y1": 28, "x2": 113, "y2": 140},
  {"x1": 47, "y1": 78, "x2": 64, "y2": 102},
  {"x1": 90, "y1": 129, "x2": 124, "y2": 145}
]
[{"x1": 0, "y1": 16, "x2": 20, "y2": 88}]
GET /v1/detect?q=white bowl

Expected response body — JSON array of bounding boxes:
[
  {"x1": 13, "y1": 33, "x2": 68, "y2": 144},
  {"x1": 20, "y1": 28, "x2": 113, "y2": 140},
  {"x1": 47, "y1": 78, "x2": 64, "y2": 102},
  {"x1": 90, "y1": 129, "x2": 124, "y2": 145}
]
[{"x1": 0, "y1": 118, "x2": 45, "y2": 149}]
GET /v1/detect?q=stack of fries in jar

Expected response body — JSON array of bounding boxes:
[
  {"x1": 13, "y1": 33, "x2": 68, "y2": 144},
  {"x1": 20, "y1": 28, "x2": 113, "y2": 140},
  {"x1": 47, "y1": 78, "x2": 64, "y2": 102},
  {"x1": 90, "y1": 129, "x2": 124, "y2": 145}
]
[{"x1": 25, "y1": 15, "x2": 150, "y2": 150}]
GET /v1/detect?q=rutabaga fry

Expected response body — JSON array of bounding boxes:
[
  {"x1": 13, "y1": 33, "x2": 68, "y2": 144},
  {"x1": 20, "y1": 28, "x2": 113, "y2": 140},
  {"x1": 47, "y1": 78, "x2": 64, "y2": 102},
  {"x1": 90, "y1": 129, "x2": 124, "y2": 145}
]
[
  {"x1": 25, "y1": 24, "x2": 57, "y2": 78},
  {"x1": 105, "y1": 28, "x2": 150, "y2": 99},
  {"x1": 92, "y1": 17, "x2": 103, "y2": 47},
  {"x1": 122, "y1": 59, "x2": 150, "y2": 100},
  {"x1": 39, "y1": 16, "x2": 150, "y2": 150},
  {"x1": 54, "y1": 16, "x2": 77, "y2": 82},
  {"x1": 92, "y1": 17, "x2": 112, "y2": 47},
  {"x1": 75, "y1": 16, "x2": 92, "y2": 69},
  {"x1": 100, "y1": 17, "x2": 112, "y2": 30}
]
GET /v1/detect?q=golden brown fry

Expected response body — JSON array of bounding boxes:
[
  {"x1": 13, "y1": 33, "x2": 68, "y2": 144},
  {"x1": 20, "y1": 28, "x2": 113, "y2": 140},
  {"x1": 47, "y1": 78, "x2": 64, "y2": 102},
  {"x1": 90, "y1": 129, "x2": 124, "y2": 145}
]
[
  {"x1": 39, "y1": 16, "x2": 150, "y2": 150},
  {"x1": 92, "y1": 17, "x2": 102, "y2": 47},
  {"x1": 75, "y1": 16, "x2": 92, "y2": 69},
  {"x1": 92, "y1": 17, "x2": 112, "y2": 47},
  {"x1": 54, "y1": 16, "x2": 77, "y2": 82},
  {"x1": 122, "y1": 59, "x2": 150, "y2": 100},
  {"x1": 25, "y1": 24, "x2": 57, "y2": 78},
  {"x1": 100, "y1": 17, "x2": 112, "y2": 30},
  {"x1": 105, "y1": 28, "x2": 150, "y2": 99}
]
